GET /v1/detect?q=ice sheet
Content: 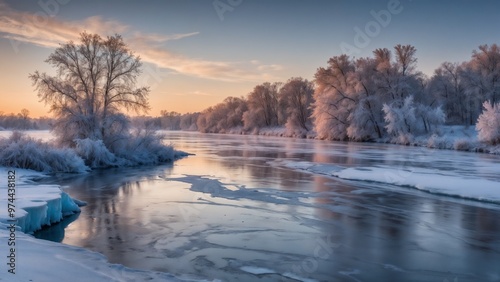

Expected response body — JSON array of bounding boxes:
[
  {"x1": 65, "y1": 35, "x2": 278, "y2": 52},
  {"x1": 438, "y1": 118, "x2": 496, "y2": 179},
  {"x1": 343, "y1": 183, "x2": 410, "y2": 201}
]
[
  {"x1": 0, "y1": 168, "x2": 81, "y2": 233},
  {"x1": 238, "y1": 266, "x2": 320, "y2": 282},
  {"x1": 332, "y1": 166, "x2": 500, "y2": 204},
  {"x1": 274, "y1": 159, "x2": 500, "y2": 204},
  {"x1": 0, "y1": 222, "x2": 197, "y2": 282},
  {"x1": 0, "y1": 167, "x2": 208, "y2": 282}
]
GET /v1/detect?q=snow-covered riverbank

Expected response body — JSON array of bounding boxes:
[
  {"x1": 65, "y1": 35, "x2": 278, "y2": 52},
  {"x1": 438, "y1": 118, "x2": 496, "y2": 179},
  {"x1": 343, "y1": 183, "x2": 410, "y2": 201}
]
[
  {"x1": 211, "y1": 125, "x2": 500, "y2": 155},
  {"x1": 0, "y1": 168, "x2": 81, "y2": 233},
  {"x1": 0, "y1": 168, "x2": 209, "y2": 282}
]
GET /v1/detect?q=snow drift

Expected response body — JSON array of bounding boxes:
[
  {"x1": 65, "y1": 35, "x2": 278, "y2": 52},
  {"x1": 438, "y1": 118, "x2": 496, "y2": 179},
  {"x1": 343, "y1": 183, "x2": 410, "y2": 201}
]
[
  {"x1": 0, "y1": 130, "x2": 186, "y2": 172},
  {"x1": 0, "y1": 168, "x2": 81, "y2": 233}
]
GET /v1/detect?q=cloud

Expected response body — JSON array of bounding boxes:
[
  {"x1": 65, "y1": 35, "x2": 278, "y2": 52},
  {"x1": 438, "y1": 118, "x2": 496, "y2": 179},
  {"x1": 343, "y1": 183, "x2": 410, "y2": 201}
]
[
  {"x1": 0, "y1": 2, "x2": 283, "y2": 82},
  {"x1": 257, "y1": 64, "x2": 284, "y2": 71},
  {"x1": 130, "y1": 31, "x2": 200, "y2": 44},
  {"x1": 190, "y1": 91, "x2": 211, "y2": 96}
]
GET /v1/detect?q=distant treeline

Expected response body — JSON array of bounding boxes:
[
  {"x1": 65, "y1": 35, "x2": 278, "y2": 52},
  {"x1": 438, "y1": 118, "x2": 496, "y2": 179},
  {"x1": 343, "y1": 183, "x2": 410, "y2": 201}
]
[
  {"x1": 0, "y1": 109, "x2": 53, "y2": 130},
  {"x1": 186, "y1": 44, "x2": 500, "y2": 145},
  {"x1": 131, "y1": 111, "x2": 200, "y2": 131}
]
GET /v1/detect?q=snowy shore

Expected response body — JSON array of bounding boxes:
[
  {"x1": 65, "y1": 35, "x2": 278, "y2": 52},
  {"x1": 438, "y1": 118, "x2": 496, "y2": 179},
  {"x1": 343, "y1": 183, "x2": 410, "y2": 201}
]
[
  {"x1": 0, "y1": 168, "x2": 209, "y2": 282},
  {"x1": 221, "y1": 125, "x2": 500, "y2": 155},
  {"x1": 0, "y1": 168, "x2": 81, "y2": 233}
]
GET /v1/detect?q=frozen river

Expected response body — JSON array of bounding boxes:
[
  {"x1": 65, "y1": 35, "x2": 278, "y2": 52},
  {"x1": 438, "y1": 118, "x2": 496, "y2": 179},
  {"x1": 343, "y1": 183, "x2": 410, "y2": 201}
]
[{"x1": 23, "y1": 131, "x2": 500, "y2": 281}]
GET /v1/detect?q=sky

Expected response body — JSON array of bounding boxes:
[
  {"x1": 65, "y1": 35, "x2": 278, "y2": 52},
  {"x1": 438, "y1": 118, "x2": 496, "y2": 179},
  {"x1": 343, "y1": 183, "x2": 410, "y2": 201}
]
[{"x1": 0, "y1": 0, "x2": 499, "y2": 117}]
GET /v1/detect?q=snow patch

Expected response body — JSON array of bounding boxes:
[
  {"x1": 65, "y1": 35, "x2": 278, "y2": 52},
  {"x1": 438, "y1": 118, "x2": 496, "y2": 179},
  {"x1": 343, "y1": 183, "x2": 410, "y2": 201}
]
[
  {"x1": 270, "y1": 159, "x2": 344, "y2": 176},
  {"x1": 277, "y1": 158, "x2": 500, "y2": 205},
  {"x1": 0, "y1": 167, "x2": 209, "y2": 281},
  {"x1": 332, "y1": 166, "x2": 500, "y2": 204},
  {"x1": 239, "y1": 266, "x2": 319, "y2": 282},
  {"x1": 240, "y1": 266, "x2": 276, "y2": 275},
  {"x1": 0, "y1": 168, "x2": 81, "y2": 233},
  {"x1": 282, "y1": 272, "x2": 320, "y2": 282},
  {"x1": 0, "y1": 222, "x2": 202, "y2": 281}
]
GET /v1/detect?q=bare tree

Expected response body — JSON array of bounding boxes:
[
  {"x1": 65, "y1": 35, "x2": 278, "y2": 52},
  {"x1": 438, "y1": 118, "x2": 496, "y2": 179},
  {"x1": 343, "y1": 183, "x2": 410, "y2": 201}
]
[
  {"x1": 394, "y1": 44, "x2": 417, "y2": 76},
  {"x1": 20, "y1": 108, "x2": 30, "y2": 120},
  {"x1": 428, "y1": 62, "x2": 470, "y2": 124},
  {"x1": 30, "y1": 32, "x2": 149, "y2": 147},
  {"x1": 467, "y1": 44, "x2": 500, "y2": 104},
  {"x1": 160, "y1": 111, "x2": 182, "y2": 130}
]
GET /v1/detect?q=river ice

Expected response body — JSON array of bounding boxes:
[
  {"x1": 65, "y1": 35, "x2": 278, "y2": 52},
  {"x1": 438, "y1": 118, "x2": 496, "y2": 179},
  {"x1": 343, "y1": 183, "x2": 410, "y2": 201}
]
[
  {"x1": 272, "y1": 160, "x2": 500, "y2": 204},
  {"x1": 2, "y1": 131, "x2": 500, "y2": 281}
]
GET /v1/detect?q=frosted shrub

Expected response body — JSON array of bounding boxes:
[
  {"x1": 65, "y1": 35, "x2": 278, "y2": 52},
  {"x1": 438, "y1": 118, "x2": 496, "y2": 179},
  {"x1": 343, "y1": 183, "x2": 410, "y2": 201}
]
[
  {"x1": 383, "y1": 96, "x2": 445, "y2": 144},
  {"x1": 347, "y1": 102, "x2": 384, "y2": 141},
  {"x1": 476, "y1": 101, "x2": 500, "y2": 145},
  {"x1": 115, "y1": 128, "x2": 176, "y2": 165},
  {"x1": 383, "y1": 96, "x2": 417, "y2": 142},
  {"x1": 74, "y1": 128, "x2": 177, "y2": 168},
  {"x1": 0, "y1": 132, "x2": 88, "y2": 173},
  {"x1": 427, "y1": 134, "x2": 451, "y2": 149},
  {"x1": 454, "y1": 138, "x2": 472, "y2": 151},
  {"x1": 393, "y1": 133, "x2": 414, "y2": 145},
  {"x1": 285, "y1": 119, "x2": 308, "y2": 137},
  {"x1": 74, "y1": 139, "x2": 120, "y2": 168},
  {"x1": 242, "y1": 108, "x2": 265, "y2": 132},
  {"x1": 416, "y1": 104, "x2": 446, "y2": 134}
]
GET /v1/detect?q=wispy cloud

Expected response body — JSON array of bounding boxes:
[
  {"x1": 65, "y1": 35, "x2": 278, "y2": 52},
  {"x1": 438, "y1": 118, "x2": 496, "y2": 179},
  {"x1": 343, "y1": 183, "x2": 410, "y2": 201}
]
[
  {"x1": 0, "y1": 2, "x2": 283, "y2": 82},
  {"x1": 191, "y1": 91, "x2": 211, "y2": 96},
  {"x1": 130, "y1": 31, "x2": 200, "y2": 44},
  {"x1": 257, "y1": 64, "x2": 284, "y2": 71}
]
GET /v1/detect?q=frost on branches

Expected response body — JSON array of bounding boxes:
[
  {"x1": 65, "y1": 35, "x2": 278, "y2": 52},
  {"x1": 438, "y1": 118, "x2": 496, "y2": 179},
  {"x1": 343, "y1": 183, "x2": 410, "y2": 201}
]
[
  {"x1": 476, "y1": 101, "x2": 500, "y2": 145},
  {"x1": 29, "y1": 32, "x2": 177, "y2": 168},
  {"x1": 383, "y1": 96, "x2": 445, "y2": 144}
]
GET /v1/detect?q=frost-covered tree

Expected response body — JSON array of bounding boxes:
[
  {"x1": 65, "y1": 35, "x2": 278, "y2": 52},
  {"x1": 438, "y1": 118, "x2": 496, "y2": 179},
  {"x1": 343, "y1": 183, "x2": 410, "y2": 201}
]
[
  {"x1": 372, "y1": 47, "x2": 404, "y2": 101},
  {"x1": 312, "y1": 45, "x2": 444, "y2": 141},
  {"x1": 394, "y1": 44, "x2": 417, "y2": 77},
  {"x1": 243, "y1": 82, "x2": 281, "y2": 130},
  {"x1": 415, "y1": 103, "x2": 445, "y2": 134},
  {"x1": 383, "y1": 96, "x2": 444, "y2": 143},
  {"x1": 279, "y1": 77, "x2": 314, "y2": 133},
  {"x1": 0, "y1": 110, "x2": 38, "y2": 130},
  {"x1": 160, "y1": 111, "x2": 182, "y2": 130},
  {"x1": 312, "y1": 55, "x2": 357, "y2": 140},
  {"x1": 375, "y1": 45, "x2": 443, "y2": 137},
  {"x1": 476, "y1": 101, "x2": 500, "y2": 145},
  {"x1": 469, "y1": 44, "x2": 500, "y2": 104},
  {"x1": 459, "y1": 44, "x2": 500, "y2": 125},
  {"x1": 30, "y1": 32, "x2": 149, "y2": 147},
  {"x1": 428, "y1": 62, "x2": 469, "y2": 124},
  {"x1": 348, "y1": 57, "x2": 385, "y2": 140},
  {"x1": 19, "y1": 108, "x2": 30, "y2": 128},
  {"x1": 198, "y1": 97, "x2": 247, "y2": 133},
  {"x1": 179, "y1": 112, "x2": 200, "y2": 131},
  {"x1": 30, "y1": 32, "x2": 175, "y2": 167},
  {"x1": 382, "y1": 96, "x2": 418, "y2": 143},
  {"x1": 223, "y1": 96, "x2": 248, "y2": 130}
]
